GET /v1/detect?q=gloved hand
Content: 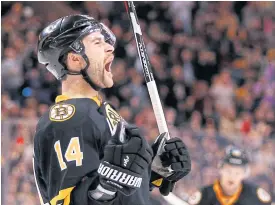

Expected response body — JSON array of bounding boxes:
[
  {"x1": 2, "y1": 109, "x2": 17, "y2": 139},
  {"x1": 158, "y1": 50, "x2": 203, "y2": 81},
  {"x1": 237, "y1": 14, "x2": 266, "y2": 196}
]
[
  {"x1": 98, "y1": 120, "x2": 153, "y2": 196},
  {"x1": 151, "y1": 132, "x2": 191, "y2": 196}
]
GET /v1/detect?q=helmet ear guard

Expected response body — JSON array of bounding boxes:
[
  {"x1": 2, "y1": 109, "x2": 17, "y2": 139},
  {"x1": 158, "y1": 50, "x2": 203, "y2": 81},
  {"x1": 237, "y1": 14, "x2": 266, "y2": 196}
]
[
  {"x1": 70, "y1": 40, "x2": 84, "y2": 53},
  {"x1": 40, "y1": 48, "x2": 65, "y2": 80}
]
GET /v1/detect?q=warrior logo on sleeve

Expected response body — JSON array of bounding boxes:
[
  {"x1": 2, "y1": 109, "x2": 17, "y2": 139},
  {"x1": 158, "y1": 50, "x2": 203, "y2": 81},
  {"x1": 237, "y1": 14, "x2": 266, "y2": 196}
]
[{"x1": 103, "y1": 103, "x2": 121, "y2": 136}]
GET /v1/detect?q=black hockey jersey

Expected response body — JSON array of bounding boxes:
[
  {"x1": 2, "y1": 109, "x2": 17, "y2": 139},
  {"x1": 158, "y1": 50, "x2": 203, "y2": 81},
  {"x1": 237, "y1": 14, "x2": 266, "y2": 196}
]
[
  {"x1": 33, "y1": 95, "x2": 152, "y2": 205},
  {"x1": 188, "y1": 180, "x2": 272, "y2": 205}
]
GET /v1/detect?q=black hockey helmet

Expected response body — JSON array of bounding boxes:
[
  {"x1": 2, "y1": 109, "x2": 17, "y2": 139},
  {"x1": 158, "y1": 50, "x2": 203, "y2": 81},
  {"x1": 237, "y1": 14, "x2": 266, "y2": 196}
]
[
  {"x1": 37, "y1": 14, "x2": 116, "y2": 90},
  {"x1": 220, "y1": 146, "x2": 249, "y2": 167}
]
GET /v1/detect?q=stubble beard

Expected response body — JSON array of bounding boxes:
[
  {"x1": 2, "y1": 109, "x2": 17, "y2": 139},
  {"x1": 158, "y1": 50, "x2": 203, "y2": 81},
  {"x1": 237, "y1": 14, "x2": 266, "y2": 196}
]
[{"x1": 89, "y1": 58, "x2": 105, "y2": 88}]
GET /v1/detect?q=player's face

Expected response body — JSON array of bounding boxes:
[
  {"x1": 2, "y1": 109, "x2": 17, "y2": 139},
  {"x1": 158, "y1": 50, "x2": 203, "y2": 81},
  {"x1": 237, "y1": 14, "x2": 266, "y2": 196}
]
[
  {"x1": 220, "y1": 164, "x2": 246, "y2": 193},
  {"x1": 82, "y1": 32, "x2": 115, "y2": 88}
]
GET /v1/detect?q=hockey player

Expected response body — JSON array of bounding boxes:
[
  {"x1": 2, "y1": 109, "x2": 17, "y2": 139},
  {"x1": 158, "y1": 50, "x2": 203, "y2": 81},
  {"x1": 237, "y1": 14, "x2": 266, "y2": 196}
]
[
  {"x1": 34, "y1": 14, "x2": 191, "y2": 205},
  {"x1": 188, "y1": 146, "x2": 272, "y2": 205}
]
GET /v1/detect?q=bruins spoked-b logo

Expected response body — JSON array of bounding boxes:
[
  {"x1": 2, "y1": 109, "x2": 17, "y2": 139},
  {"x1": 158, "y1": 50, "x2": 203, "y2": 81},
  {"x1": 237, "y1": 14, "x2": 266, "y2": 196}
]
[
  {"x1": 188, "y1": 191, "x2": 202, "y2": 205},
  {"x1": 50, "y1": 103, "x2": 75, "y2": 122},
  {"x1": 257, "y1": 188, "x2": 271, "y2": 203}
]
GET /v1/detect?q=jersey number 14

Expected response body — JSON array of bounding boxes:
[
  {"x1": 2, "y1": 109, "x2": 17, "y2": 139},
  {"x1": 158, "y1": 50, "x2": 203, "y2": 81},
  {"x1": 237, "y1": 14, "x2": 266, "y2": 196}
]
[{"x1": 54, "y1": 137, "x2": 83, "y2": 171}]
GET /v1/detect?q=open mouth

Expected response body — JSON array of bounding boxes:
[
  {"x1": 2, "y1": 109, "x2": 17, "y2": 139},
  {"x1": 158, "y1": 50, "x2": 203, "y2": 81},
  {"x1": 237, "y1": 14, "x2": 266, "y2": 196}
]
[
  {"x1": 104, "y1": 55, "x2": 114, "y2": 72},
  {"x1": 105, "y1": 61, "x2": 112, "y2": 72}
]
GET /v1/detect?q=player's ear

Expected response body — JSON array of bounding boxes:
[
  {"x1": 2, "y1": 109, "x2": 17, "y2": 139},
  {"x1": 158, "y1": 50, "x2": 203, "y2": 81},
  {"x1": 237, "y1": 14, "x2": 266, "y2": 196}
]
[{"x1": 67, "y1": 52, "x2": 84, "y2": 71}]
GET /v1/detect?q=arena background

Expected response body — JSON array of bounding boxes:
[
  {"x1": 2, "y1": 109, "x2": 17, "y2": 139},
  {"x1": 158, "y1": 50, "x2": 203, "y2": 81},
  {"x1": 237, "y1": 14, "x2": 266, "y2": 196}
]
[{"x1": 1, "y1": 1, "x2": 275, "y2": 205}]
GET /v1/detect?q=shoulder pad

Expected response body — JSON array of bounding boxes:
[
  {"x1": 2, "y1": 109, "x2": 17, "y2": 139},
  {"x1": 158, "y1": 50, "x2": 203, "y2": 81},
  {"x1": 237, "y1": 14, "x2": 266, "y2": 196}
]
[
  {"x1": 256, "y1": 187, "x2": 271, "y2": 203},
  {"x1": 188, "y1": 191, "x2": 202, "y2": 205},
  {"x1": 49, "y1": 103, "x2": 76, "y2": 122}
]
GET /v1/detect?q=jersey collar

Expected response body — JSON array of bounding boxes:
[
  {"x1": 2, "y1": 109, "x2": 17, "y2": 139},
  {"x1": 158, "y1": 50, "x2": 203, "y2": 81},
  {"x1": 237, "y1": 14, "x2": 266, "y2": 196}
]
[
  {"x1": 213, "y1": 180, "x2": 243, "y2": 205},
  {"x1": 55, "y1": 95, "x2": 102, "y2": 106}
]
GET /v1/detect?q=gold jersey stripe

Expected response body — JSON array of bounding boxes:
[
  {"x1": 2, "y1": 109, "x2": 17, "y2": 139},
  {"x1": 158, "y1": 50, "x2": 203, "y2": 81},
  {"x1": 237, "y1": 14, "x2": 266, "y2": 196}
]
[
  {"x1": 55, "y1": 94, "x2": 102, "y2": 106},
  {"x1": 213, "y1": 180, "x2": 242, "y2": 205},
  {"x1": 50, "y1": 186, "x2": 75, "y2": 205}
]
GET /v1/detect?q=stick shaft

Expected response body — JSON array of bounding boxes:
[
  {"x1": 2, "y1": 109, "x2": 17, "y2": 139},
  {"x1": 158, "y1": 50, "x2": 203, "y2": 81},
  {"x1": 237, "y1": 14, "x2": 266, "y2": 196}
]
[{"x1": 124, "y1": 1, "x2": 170, "y2": 138}]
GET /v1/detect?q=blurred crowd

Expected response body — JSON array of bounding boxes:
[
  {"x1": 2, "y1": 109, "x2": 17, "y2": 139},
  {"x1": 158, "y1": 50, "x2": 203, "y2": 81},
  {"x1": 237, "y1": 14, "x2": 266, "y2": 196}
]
[{"x1": 1, "y1": 2, "x2": 275, "y2": 205}]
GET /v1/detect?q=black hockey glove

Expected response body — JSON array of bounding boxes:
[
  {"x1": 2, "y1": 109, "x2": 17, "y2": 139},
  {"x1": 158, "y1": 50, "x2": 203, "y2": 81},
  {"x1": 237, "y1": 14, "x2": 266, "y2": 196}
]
[
  {"x1": 151, "y1": 133, "x2": 191, "y2": 196},
  {"x1": 98, "y1": 120, "x2": 153, "y2": 196}
]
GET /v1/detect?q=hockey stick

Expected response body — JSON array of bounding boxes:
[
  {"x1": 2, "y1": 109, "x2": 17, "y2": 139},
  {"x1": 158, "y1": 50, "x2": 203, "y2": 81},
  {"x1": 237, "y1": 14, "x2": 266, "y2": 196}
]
[
  {"x1": 162, "y1": 193, "x2": 190, "y2": 205},
  {"x1": 124, "y1": 1, "x2": 173, "y2": 178}
]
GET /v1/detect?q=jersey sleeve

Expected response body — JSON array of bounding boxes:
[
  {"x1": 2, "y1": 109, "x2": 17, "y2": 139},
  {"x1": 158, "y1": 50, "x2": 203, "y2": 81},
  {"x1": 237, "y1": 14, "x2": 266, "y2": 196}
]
[{"x1": 33, "y1": 111, "x2": 108, "y2": 205}]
